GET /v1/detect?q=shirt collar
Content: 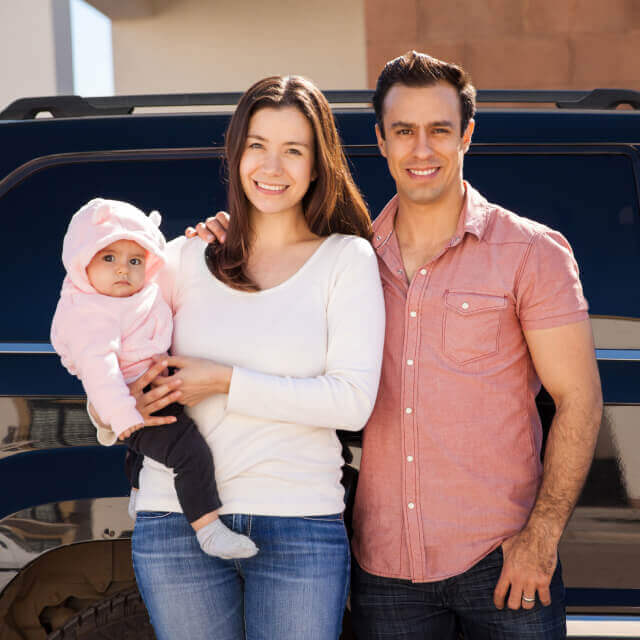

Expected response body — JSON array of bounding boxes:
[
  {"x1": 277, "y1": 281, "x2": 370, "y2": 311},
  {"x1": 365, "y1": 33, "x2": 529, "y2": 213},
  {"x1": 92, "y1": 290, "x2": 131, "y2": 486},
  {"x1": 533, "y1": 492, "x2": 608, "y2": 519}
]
[{"x1": 371, "y1": 181, "x2": 490, "y2": 255}]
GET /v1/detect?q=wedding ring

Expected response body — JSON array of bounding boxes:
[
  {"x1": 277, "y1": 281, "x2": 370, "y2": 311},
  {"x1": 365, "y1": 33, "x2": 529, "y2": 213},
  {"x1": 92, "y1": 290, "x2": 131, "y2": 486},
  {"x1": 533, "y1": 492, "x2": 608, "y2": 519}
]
[{"x1": 521, "y1": 595, "x2": 536, "y2": 603}]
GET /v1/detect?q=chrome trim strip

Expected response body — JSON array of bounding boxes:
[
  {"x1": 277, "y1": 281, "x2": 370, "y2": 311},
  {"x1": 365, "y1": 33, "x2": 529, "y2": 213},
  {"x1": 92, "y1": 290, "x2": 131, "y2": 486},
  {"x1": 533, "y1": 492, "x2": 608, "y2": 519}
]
[
  {"x1": 0, "y1": 343, "x2": 55, "y2": 354},
  {"x1": 596, "y1": 349, "x2": 640, "y2": 361},
  {"x1": 2, "y1": 345, "x2": 639, "y2": 360}
]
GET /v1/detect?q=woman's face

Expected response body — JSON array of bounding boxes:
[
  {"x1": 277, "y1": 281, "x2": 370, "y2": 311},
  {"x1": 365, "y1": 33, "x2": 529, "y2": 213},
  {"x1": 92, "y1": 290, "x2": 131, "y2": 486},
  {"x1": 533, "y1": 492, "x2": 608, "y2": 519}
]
[{"x1": 239, "y1": 106, "x2": 317, "y2": 219}]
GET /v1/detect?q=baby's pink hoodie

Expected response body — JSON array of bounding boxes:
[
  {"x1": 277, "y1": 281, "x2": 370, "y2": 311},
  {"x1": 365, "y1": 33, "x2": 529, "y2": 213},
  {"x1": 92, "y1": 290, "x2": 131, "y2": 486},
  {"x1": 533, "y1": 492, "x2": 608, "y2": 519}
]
[{"x1": 51, "y1": 198, "x2": 173, "y2": 436}]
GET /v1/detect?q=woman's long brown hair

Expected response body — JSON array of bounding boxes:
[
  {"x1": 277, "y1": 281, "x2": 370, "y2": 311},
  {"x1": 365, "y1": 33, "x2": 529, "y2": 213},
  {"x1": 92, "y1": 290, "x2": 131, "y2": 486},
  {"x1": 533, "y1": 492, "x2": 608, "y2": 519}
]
[{"x1": 205, "y1": 75, "x2": 372, "y2": 291}]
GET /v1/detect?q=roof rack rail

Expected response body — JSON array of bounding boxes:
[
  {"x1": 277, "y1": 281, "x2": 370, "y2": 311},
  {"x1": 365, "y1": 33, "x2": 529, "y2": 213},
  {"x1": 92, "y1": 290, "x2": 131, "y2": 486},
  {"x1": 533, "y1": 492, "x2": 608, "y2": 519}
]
[
  {"x1": 2, "y1": 89, "x2": 638, "y2": 120},
  {"x1": 477, "y1": 89, "x2": 640, "y2": 110},
  {"x1": 0, "y1": 91, "x2": 374, "y2": 120}
]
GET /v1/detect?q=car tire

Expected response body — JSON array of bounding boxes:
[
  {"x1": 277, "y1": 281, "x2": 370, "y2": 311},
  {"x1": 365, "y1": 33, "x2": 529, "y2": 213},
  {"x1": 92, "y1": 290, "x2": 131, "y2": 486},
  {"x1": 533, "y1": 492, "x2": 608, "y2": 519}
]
[{"x1": 46, "y1": 588, "x2": 155, "y2": 640}]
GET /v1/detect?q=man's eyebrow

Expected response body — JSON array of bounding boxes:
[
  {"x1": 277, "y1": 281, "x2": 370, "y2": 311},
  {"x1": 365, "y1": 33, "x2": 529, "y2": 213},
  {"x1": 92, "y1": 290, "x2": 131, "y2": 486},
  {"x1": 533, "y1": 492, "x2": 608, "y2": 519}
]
[
  {"x1": 431, "y1": 120, "x2": 455, "y2": 128},
  {"x1": 389, "y1": 121, "x2": 416, "y2": 130},
  {"x1": 389, "y1": 120, "x2": 455, "y2": 129}
]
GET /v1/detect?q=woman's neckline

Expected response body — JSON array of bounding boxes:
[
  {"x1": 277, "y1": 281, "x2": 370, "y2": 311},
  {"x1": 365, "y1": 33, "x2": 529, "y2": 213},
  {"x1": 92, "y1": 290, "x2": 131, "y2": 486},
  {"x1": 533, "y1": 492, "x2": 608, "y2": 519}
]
[{"x1": 209, "y1": 233, "x2": 341, "y2": 296}]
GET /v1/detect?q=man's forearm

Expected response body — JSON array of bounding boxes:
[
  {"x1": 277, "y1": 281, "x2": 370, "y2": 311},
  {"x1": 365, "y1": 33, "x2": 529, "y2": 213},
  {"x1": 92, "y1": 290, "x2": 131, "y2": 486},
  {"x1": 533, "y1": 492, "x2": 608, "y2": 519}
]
[{"x1": 524, "y1": 393, "x2": 602, "y2": 547}]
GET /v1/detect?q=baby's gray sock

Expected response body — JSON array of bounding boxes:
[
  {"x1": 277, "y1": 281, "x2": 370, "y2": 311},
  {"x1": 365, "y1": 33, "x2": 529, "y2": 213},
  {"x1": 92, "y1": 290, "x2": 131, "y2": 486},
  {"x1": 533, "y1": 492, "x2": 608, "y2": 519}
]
[{"x1": 196, "y1": 519, "x2": 258, "y2": 559}]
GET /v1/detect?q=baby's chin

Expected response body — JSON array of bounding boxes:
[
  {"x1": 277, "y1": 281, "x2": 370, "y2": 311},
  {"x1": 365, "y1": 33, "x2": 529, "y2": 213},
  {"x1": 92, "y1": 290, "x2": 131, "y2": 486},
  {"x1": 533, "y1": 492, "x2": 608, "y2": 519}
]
[{"x1": 101, "y1": 284, "x2": 144, "y2": 297}]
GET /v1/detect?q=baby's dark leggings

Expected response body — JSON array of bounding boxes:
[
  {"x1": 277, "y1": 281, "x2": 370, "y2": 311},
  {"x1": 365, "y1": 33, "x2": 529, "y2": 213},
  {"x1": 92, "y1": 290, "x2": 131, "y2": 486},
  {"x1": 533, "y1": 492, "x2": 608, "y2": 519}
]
[{"x1": 124, "y1": 401, "x2": 221, "y2": 523}]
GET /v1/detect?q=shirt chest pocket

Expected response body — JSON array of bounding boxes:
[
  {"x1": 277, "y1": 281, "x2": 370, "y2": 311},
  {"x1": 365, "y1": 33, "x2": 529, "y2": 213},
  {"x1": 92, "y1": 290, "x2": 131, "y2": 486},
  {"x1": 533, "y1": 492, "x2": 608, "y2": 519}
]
[{"x1": 442, "y1": 291, "x2": 507, "y2": 365}]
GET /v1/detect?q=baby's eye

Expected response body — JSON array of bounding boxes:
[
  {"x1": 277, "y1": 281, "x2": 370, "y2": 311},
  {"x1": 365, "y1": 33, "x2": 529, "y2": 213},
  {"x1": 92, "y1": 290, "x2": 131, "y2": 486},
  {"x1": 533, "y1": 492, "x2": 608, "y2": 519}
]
[
  {"x1": 130, "y1": 258, "x2": 143, "y2": 266},
  {"x1": 103, "y1": 255, "x2": 115, "y2": 262}
]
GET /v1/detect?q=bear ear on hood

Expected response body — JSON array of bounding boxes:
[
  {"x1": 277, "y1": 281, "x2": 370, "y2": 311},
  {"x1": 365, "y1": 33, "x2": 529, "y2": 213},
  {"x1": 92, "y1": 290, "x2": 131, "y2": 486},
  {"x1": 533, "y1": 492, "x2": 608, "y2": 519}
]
[
  {"x1": 91, "y1": 201, "x2": 112, "y2": 225},
  {"x1": 149, "y1": 210, "x2": 162, "y2": 227}
]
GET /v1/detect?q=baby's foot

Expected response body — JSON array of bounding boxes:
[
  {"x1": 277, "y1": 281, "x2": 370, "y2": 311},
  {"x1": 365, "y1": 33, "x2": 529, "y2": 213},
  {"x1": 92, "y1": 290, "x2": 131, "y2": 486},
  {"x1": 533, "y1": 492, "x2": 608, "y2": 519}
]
[
  {"x1": 196, "y1": 519, "x2": 258, "y2": 559},
  {"x1": 128, "y1": 488, "x2": 138, "y2": 520}
]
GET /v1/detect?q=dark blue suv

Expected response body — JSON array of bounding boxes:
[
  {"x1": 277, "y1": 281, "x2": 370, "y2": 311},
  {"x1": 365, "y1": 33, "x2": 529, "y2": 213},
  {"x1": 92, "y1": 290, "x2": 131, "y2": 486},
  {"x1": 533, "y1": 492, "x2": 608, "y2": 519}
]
[{"x1": 1, "y1": 90, "x2": 639, "y2": 639}]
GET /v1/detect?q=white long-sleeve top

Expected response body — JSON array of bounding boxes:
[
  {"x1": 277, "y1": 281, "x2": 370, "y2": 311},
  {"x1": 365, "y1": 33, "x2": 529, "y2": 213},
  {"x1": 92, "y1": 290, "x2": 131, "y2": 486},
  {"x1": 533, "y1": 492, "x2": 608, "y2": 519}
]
[{"x1": 133, "y1": 233, "x2": 385, "y2": 517}]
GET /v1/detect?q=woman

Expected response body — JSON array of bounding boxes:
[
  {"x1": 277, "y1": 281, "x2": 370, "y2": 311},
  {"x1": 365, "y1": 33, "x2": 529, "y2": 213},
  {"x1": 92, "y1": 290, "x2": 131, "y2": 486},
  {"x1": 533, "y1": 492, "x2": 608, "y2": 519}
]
[{"x1": 114, "y1": 76, "x2": 384, "y2": 639}]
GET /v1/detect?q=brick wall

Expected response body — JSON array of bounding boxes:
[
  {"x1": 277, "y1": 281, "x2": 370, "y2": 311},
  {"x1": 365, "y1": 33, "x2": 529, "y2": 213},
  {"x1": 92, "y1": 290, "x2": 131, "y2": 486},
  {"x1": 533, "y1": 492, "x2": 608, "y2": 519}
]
[{"x1": 365, "y1": 0, "x2": 640, "y2": 90}]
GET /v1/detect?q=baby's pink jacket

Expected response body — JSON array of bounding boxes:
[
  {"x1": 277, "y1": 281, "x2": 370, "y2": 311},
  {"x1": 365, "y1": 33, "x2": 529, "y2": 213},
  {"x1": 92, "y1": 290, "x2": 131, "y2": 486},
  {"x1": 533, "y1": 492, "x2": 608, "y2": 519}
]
[{"x1": 51, "y1": 198, "x2": 173, "y2": 437}]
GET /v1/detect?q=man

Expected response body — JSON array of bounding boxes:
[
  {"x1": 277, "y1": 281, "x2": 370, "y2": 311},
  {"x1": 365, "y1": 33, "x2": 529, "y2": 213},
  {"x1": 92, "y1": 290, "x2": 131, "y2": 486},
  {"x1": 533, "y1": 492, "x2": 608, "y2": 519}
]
[
  {"x1": 191, "y1": 51, "x2": 602, "y2": 638},
  {"x1": 348, "y1": 52, "x2": 602, "y2": 638}
]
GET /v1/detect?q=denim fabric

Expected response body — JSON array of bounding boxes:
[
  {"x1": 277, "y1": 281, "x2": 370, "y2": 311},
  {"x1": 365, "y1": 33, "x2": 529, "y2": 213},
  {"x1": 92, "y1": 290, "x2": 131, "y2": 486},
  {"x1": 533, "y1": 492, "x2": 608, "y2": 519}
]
[
  {"x1": 351, "y1": 547, "x2": 566, "y2": 639},
  {"x1": 132, "y1": 511, "x2": 350, "y2": 640}
]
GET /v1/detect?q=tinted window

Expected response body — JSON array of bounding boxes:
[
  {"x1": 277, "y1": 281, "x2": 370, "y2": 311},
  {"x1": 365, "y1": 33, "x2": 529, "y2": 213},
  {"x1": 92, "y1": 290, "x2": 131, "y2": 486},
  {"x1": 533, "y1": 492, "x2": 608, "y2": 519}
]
[
  {"x1": 0, "y1": 155, "x2": 225, "y2": 340},
  {"x1": 466, "y1": 153, "x2": 639, "y2": 318},
  {"x1": 348, "y1": 151, "x2": 640, "y2": 318}
]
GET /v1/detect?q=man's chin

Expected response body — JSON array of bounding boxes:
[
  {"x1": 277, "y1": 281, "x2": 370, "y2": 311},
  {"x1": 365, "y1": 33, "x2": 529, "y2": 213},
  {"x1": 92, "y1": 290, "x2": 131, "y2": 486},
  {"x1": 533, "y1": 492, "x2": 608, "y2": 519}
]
[{"x1": 403, "y1": 187, "x2": 444, "y2": 206}]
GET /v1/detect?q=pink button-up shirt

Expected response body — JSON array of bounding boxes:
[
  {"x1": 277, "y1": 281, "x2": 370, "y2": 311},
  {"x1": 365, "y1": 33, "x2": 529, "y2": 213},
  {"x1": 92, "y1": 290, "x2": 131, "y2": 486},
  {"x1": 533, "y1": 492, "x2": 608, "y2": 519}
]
[{"x1": 351, "y1": 182, "x2": 589, "y2": 582}]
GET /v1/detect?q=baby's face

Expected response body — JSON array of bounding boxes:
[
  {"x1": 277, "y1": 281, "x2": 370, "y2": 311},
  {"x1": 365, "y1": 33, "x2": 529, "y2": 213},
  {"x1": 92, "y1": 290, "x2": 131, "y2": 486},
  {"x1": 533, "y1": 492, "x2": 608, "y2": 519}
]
[{"x1": 86, "y1": 240, "x2": 147, "y2": 297}]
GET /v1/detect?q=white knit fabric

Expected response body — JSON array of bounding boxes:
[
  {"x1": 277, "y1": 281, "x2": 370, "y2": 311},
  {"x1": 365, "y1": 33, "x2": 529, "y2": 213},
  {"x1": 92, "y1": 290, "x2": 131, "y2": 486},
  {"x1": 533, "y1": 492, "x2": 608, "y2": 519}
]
[{"x1": 133, "y1": 233, "x2": 385, "y2": 517}]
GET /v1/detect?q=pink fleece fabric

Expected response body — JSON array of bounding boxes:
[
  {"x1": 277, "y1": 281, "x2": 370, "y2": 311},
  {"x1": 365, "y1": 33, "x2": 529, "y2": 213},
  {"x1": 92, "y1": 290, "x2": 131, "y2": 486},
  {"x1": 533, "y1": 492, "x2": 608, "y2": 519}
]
[{"x1": 51, "y1": 198, "x2": 173, "y2": 436}]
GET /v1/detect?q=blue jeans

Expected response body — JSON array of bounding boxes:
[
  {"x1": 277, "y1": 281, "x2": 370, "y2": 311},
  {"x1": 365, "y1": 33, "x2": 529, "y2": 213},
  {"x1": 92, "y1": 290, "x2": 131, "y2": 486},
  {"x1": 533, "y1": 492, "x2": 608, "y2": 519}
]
[
  {"x1": 132, "y1": 511, "x2": 350, "y2": 640},
  {"x1": 351, "y1": 547, "x2": 566, "y2": 639}
]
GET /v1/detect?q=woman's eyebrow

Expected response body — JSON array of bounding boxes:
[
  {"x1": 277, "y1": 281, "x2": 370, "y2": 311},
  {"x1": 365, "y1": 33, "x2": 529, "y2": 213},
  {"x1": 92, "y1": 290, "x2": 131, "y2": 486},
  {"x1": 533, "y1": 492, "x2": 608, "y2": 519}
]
[{"x1": 247, "y1": 133, "x2": 310, "y2": 148}]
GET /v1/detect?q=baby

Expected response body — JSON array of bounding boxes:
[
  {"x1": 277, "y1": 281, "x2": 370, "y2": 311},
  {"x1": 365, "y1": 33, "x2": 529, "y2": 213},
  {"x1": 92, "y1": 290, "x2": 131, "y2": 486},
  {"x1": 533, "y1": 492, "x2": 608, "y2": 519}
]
[{"x1": 51, "y1": 198, "x2": 257, "y2": 559}]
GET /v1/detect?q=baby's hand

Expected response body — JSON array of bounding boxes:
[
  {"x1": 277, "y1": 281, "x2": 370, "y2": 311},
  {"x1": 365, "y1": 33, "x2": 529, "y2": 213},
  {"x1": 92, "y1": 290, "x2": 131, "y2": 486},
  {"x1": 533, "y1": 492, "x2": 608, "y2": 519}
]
[{"x1": 118, "y1": 423, "x2": 144, "y2": 441}]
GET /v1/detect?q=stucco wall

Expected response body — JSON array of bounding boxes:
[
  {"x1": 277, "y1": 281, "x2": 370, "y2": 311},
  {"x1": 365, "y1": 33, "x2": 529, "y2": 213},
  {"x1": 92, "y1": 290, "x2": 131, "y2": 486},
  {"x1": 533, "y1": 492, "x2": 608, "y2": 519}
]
[
  {"x1": 364, "y1": 0, "x2": 640, "y2": 90},
  {"x1": 110, "y1": 0, "x2": 367, "y2": 94},
  {"x1": 0, "y1": 1, "x2": 58, "y2": 111}
]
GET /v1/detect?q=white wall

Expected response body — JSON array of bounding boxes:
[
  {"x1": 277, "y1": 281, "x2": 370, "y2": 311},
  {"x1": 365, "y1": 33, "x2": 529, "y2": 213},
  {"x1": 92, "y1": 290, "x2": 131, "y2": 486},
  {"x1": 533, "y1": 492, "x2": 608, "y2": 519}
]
[{"x1": 111, "y1": 0, "x2": 367, "y2": 94}]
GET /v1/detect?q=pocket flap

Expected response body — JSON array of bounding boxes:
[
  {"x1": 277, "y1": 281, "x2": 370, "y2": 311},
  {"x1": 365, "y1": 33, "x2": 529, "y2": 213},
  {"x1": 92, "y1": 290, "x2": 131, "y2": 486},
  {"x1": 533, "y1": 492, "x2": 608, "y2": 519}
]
[{"x1": 445, "y1": 291, "x2": 506, "y2": 314}]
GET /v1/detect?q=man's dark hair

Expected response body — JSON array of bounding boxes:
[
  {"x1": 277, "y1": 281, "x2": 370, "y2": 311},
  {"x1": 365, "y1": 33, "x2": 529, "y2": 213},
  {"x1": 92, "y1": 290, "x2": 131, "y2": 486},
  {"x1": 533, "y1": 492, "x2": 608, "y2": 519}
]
[{"x1": 373, "y1": 50, "x2": 476, "y2": 138}]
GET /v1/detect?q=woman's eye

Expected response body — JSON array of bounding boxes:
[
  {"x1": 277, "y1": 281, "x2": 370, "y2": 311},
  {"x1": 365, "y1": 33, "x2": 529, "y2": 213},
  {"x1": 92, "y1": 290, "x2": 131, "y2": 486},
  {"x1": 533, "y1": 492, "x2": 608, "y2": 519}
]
[
  {"x1": 287, "y1": 148, "x2": 302, "y2": 156},
  {"x1": 248, "y1": 142, "x2": 262, "y2": 149}
]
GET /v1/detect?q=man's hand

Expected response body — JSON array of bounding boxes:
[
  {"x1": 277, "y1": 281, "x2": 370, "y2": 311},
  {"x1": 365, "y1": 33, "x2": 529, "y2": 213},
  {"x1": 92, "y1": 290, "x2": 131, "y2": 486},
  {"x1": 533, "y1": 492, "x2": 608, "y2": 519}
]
[
  {"x1": 493, "y1": 529, "x2": 557, "y2": 610},
  {"x1": 185, "y1": 211, "x2": 230, "y2": 243},
  {"x1": 118, "y1": 423, "x2": 144, "y2": 441}
]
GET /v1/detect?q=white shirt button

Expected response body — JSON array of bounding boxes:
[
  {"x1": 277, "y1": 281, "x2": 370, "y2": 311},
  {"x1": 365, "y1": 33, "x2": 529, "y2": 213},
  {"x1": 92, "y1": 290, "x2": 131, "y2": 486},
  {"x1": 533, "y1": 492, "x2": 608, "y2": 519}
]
[
  {"x1": 405, "y1": 407, "x2": 413, "y2": 414},
  {"x1": 408, "y1": 502, "x2": 415, "y2": 509},
  {"x1": 409, "y1": 311, "x2": 417, "y2": 317},
  {"x1": 461, "y1": 302, "x2": 469, "y2": 310},
  {"x1": 407, "y1": 359, "x2": 414, "y2": 366},
  {"x1": 420, "y1": 269, "x2": 427, "y2": 275},
  {"x1": 407, "y1": 455, "x2": 414, "y2": 462}
]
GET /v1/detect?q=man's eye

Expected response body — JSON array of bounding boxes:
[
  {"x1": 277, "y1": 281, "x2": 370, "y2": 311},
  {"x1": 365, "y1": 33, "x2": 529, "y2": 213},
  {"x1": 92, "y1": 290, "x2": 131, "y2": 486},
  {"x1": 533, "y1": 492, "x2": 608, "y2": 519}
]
[
  {"x1": 433, "y1": 128, "x2": 449, "y2": 134},
  {"x1": 398, "y1": 129, "x2": 412, "y2": 136}
]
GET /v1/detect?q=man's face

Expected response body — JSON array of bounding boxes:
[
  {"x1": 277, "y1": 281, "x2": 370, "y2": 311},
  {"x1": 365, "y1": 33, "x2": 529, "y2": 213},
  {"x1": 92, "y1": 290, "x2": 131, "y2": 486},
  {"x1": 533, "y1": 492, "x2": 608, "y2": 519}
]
[{"x1": 376, "y1": 82, "x2": 474, "y2": 208}]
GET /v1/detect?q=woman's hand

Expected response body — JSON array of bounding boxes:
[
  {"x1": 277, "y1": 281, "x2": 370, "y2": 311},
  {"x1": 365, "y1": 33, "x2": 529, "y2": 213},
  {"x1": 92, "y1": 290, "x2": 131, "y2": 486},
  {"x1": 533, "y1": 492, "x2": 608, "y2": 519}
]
[
  {"x1": 127, "y1": 358, "x2": 183, "y2": 424},
  {"x1": 151, "y1": 355, "x2": 232, "y2": 407},
  {"x1": 185, "y1": 211, "x2": 230, "y2": 243}
]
